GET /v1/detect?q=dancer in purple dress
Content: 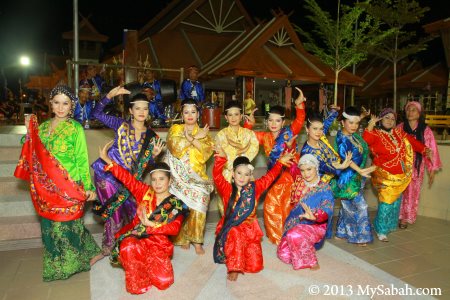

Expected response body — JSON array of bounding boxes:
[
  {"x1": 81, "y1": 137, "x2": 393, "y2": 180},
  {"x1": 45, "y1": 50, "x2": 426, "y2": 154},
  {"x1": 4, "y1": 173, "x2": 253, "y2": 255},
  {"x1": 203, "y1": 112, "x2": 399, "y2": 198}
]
[{"x1": 92, "y1": 86, "x2": 164, "y2": 254}]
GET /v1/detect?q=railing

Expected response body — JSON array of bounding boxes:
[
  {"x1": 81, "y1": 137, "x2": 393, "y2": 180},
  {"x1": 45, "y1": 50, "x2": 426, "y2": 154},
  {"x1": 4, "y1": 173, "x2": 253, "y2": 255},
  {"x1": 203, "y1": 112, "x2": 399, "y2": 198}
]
[{"x1": 425, "y1": 114, "x2": 450, "y2": 140}]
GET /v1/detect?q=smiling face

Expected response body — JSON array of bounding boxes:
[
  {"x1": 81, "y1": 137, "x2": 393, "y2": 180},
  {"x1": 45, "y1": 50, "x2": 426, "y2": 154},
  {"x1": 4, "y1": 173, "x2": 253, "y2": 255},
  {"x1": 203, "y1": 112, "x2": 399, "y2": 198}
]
[
  {"x1": 225, "y1": 107, "x2": 242, "y2": 126},
  {"x1": 300, "y1": 164, "x2": 318, "y2": 183},
  {"x1": 129, "y1": 101, "x2": 149, "y2": 122},
  {"x1": 306, "y1": 121, "x2": 324, "y2": 142},
  {"x1": 380, "y1": 113, "x2": 396, "y2": 130},
  {"x1": 342, "y1": 118, "x2": 360, "y2": 135},
  {"x1": 149, "y1": 171, "x2": 171, "y2": 194},
  {"x1": 232, "y1": 165, "x2": 252, "y2": 188},
  {"x1": 182, "y1": 104, "x2": 199, "y2": 125},
  {"x1": 51, "y1": 94, "x2": 72, "y2": 119},
  {"x1": 267, "y1": 113, "x2": 285, "y2": 133}
]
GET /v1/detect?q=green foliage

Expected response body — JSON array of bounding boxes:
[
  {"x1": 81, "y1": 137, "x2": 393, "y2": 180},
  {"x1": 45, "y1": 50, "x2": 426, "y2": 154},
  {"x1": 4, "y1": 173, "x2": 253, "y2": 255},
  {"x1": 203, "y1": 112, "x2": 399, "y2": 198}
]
[{"x1": 294, "y1": 0, "x2": 389, "y2": 103}]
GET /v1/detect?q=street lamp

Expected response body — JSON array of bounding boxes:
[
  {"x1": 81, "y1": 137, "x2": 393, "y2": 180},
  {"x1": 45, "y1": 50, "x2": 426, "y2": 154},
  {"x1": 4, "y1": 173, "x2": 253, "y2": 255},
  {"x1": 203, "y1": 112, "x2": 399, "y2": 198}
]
[{"x1": 18, "y1": 55, "x2": 31, "y2": 103}]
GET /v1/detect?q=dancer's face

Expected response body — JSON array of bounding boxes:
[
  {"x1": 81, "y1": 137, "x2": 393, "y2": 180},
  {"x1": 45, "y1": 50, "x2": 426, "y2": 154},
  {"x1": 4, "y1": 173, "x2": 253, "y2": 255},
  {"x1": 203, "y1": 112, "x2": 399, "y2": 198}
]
[
  {"x1": 129, "y1": 101, "x2": 149, "y2": 122},
  {"x1": 381, "y1": 113, "x2": 396, "y2": 130},
  {"x1": 51, "y1": 94, "x2": 72, "y2": 119},
  {"x1": 182, "y1": 104, "x2": 199, "y2": 125},
  {"x1": 267, "y1": 113, "x2": 284, "y2": 133},
  {"x1": 225, "y1": 108, "x2": 242, "y2": 126},
  {"x1": 150, "y1": 171, "x2": 171, "y2": 194},
  {"x1": 342, "y1": 118, "x2": 359, "y2": 135},
  {"x1": 406, "y1": 106, "x2": 420, "y2": 122},
  {"x1": 300, "y1": 164, "x2": 318, "y2": 183},
  {"x1": 306, "y1": 121, "x2": 324, "y2": 142},
  {"x1": 232, "y1": 165, "x2": 252, "y2": 187}
]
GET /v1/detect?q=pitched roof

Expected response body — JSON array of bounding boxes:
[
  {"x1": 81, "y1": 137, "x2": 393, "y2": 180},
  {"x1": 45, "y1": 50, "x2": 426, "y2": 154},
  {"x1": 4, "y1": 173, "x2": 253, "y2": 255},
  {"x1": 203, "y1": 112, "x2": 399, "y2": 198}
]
[
  {"x1": 380, "y1": 62, "x2": 448, "y2": 90},
  {"x1": 62, "y1": 16, "x2": 108, "y2": 42}
]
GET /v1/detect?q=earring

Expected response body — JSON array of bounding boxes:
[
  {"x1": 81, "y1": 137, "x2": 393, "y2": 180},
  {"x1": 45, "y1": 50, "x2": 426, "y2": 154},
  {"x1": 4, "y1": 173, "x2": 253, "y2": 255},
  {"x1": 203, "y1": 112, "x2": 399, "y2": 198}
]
[{"x1": 131, "y1": 115, "x2": 134, "y2": 121}]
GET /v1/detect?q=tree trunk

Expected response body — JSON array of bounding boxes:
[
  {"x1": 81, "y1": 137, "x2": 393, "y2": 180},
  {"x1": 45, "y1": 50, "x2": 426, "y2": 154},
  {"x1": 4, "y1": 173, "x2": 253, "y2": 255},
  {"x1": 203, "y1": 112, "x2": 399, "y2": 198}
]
[
  {"x1": 393, "y1": 60, "x2": 397, "y2": 112},
  {"x1": 334, "y1": 70, "x2": 339, "y2": 105}
]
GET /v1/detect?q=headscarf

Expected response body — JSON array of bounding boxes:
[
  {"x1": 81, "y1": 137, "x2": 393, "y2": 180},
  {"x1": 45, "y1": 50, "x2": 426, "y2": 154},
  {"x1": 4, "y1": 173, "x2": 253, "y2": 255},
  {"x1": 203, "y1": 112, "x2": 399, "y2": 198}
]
[
  {"x1": 298, "y1": 154, "x2": 319, "y2": 169},
  {"x1": 378, "y1": 107, "x2": 396, "y2": 119},
  {"x1": 49, "y1": 85, "x2": 77, "y2": 117}
]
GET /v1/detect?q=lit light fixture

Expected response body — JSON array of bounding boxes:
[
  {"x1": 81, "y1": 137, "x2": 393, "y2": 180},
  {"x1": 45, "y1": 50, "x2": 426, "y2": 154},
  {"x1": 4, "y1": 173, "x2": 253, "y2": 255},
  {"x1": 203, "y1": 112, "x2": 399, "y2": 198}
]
[
  {"x1": 264, "y1": 77, "x2": 267, "y2": 80},
  {"x1": 272, "y1": 80, "x2": 275, "y2": 83},
  {"x1": 20, "y1": 56, "x2": 30, "y2": 66}
]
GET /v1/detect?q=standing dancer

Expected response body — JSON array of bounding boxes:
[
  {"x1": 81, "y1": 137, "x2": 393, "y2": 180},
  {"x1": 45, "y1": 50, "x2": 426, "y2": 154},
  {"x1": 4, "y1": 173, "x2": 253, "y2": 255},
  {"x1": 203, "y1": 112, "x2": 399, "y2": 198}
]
[
  {"x1": 214, "y1": 100, "x2": 259, "y2": 214},
  {"x1": 166, "y1": 98, "x2": 214, "y2": 254},
  {"x1": 334, "y1": 106, "x2": 376, "y2": 246},
  {"x1": 364, "y1": 109, "x2": 430, "y2": 241},
  {"x1": 398, "y1": 101, "x2": 442, "y2": 228},
  {"x1": 91, "y1": 86, "x2": 164, "y2": 254},
  {"x1": 15, "y1": 85, "x2": 102, "y2": 281},
  {"x1": 245, "y1": 87, "x2": 306, "y2": 244}
]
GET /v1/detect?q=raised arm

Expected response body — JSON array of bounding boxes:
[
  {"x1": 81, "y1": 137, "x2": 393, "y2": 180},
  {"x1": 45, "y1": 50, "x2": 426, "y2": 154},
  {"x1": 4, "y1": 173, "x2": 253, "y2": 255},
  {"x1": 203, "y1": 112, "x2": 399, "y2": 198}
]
[
  {"x1": 105, "y1": 163, "x2": 148, "y2": 203},
  {"x1": 323, "y1": 110, "x2": 339, "y2": 135},
  {"x1": 212, "y1": 155, "x2": 232, "y2": 207},
  {"x1": 92, "y1": 86, "x2": 130, "y2": 130}
]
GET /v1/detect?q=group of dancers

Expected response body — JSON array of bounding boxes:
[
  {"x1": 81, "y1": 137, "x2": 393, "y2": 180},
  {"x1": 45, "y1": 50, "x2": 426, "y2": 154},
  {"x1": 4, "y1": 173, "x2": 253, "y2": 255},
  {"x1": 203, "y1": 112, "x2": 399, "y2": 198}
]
[{"x1": 14, "y1": 83, "x2": 441, "y2": 295}]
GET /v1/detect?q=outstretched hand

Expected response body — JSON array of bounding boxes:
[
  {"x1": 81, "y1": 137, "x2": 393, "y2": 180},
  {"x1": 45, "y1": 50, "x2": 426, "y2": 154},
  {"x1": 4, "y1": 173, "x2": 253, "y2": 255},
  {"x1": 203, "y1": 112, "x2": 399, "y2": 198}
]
[
  {"x1": 243, "y1": 108, "x2": 258, "y2": 126},
  {"x1": 278, "y1": 149, "x2": 296, "y2": 167},
  {"x1": 360, "y1": 106, "x2": 371, "y2": 119},
  {"x1": 106, "y1": 85, "x2": 131, "y2": 99},
  {"x1": 99, "y1": 140, "x2": 114, "y2": 165},
  {"x1": 294, "y1": 87, "x2": 306, "y2": 107},
  {"x1": 152, "y1": 138, "x2": 166, "y2": 158},
  {"x1": 214, "y1": 143, "x2": 226, "y2": 158},
  {"x1": 359, "y1": 165, "x2": 377, "y2": 178},
  {"x1": 285, "y1": 134, "x2": 298, "y2": 149},
  {"x1": 299, "y1": 203, "x2": 316, "y2": 221},
  {"x1": 194, "y1": 124, "x2": 210, "y2": 140}
]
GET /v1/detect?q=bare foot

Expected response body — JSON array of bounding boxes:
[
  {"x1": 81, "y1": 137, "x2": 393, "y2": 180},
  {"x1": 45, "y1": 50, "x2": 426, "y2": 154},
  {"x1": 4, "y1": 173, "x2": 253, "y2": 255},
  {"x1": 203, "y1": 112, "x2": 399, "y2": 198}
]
[
  {"x1": 193, "y1": 243, "x2": 205, "y2": 255},
  {"x1": 90, "y1": 254, "x2": 105, "y2": 266},
  {"x1": 227, "y1": 272, "x2": 239, "y2": 281},
  {"x1": 180, "y1": 243, "x2": 190, "y2": 250},
  {"x1": 357, "y1": 243, "x2": 367, "y2": 247},
  {"x1": 334, "y1": 236, "x2": 345, "y2": 241},
  {"x1": 310, "y1": 264, "x2": 320, "y2": 271}
]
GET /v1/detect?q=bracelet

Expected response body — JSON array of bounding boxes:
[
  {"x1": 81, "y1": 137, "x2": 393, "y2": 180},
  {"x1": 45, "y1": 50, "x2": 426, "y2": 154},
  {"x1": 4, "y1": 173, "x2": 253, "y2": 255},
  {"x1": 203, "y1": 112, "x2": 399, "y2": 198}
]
[{"x1": 104, "y1": 161, "x2": 114, "y2": 171}]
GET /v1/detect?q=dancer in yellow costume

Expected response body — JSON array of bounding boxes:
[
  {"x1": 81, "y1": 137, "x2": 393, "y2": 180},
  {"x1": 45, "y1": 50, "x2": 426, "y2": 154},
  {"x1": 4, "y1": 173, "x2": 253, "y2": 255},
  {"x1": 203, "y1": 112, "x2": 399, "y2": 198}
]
[
  {"x1": 215, "y1": 101, "x2": 259, "y2": 214},
  {"x1": 166, "y1": 99, "x2": 214, "y2": 254}
]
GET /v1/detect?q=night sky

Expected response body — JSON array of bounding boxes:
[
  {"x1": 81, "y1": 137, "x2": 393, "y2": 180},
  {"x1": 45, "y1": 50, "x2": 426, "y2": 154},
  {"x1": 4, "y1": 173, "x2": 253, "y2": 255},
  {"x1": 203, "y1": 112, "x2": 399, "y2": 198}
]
[{"x1": 0, "y1": 0, "x2": 448, "y2": 96}]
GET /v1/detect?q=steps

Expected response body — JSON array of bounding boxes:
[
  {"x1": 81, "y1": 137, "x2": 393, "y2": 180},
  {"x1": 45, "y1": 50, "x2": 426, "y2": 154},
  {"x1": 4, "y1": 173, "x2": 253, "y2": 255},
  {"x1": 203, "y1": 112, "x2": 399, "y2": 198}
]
[{"x1": 0, "y1": 126, "x2": 103, "y2": 251}]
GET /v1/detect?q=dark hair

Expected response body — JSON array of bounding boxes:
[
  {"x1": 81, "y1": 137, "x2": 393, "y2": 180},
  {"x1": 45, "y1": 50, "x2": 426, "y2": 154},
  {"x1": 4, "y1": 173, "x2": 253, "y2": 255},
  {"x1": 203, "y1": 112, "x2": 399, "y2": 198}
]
[
  {"x1": 145, "y1": 162, "x2": 171, "y2": 179},
  {"x1": 223, "y1": 156, "x2": 252, "y2": 223},
  {"x1": 266, "y1": 105, "x2": 285, "y2": 120},
  {"x1": 306, "y1": 112, "x2": 323, "y2": 128},
  {"x1": 343, "y1": 106, "x2": 360, "y2": 118},
  {"x1": 402, "y1": 110, "x2": 426, "y2": 171},
  {"x1": 233, "y1": 156, "x2": 251, "y2": 170},
  {"x1": 181, "y1": 98, "x2": 200, "y2": 112},
  {"x1": 223, "y1": 101, "x2": 242, "y2": 115}
]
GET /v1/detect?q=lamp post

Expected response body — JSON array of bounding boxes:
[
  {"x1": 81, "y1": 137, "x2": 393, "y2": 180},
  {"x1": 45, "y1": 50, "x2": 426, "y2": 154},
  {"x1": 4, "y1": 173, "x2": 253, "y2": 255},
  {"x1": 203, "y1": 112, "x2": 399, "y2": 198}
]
[{"x1": 19, "y1": 56, "x2": 30, "y2": 103}]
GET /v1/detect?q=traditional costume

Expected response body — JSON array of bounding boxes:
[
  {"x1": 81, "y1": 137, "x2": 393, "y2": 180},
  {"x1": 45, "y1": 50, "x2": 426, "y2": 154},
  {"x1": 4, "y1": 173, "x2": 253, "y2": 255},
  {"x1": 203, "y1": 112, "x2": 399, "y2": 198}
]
[
  {"x1": 277, "y1": 155, "x2": 334, "y2": 269},
  {"x1": 105, "y1": 163, "x2": 189, "y2": 294},
  {"x1": 212, "y1": 156, "x2": 283, "y2": 274},
  {"x1": 15, "y1": 115, "x2": 100, "y2": 281},
  {"x1": 143, "y1": 80, "x2": 167, "y2": 122},
  {"x1": 245, "y1": 106, "x2": 305, "y2": 244},
  {"x1": 333, "y1": 130, "x2": 373, "y2": 244},
  {"x1": 166, "y1": 123, "x2": 214, "y2": 246},
  {"x1": 398, "y1": 102, "x2": 442, "y2": 225},
  {"x1": 91, "y1": 96, "x2": 157, "y2": 253},
  {"x1": 364, "y1": 110, "x2": 426, "y2": 238}
]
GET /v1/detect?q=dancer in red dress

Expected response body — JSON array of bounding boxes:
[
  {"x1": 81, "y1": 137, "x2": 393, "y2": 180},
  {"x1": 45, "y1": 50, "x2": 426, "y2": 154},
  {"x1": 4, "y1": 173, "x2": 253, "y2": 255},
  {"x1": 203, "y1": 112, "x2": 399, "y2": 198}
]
[
  {"x1": 99, "y1": 142, "x2": 189, "y2": 294},
  {"x1": 212, "y1": 145, "x2": 295, "y2": 281}
]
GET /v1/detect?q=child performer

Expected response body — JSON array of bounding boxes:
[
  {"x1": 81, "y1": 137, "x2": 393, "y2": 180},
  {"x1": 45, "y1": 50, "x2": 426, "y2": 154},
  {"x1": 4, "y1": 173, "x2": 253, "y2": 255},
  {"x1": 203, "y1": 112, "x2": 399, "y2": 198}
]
[
  {"x1": 99, "y1": 142, "x2": 189, "y2": 294},
  {"x1": 212, "y1": 145, "x2": 295, "y2": 281}
]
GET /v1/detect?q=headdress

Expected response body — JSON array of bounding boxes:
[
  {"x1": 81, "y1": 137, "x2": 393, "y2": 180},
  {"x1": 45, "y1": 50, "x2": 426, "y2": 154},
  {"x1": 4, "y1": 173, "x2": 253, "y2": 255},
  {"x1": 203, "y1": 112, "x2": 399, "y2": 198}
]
[
  {"x1": 298, "y1": 154, "x2": 319, "y2": 169},
  {"x1": 378, "y1": 107, "x2": 396, "y2": 119},
  {"x1": 342, "y1": 112, "x2": 361, "y2": 122},
  {"x1": 404, "y1": 101, "x2": 422, "y2": 113},
  {"x1": 50, "y1": 85, "x2": 77, "y2": 117}
]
